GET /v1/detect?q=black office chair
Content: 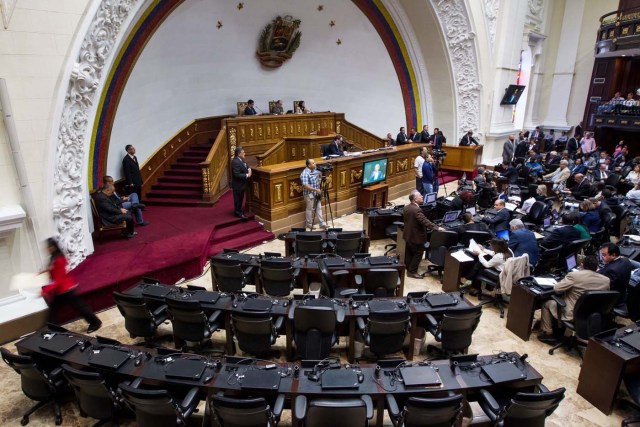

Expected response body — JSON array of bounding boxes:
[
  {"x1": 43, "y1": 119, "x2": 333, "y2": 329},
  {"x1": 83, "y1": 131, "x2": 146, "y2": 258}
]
[
  {"x1": 523, "y1": 201, "x2": 548, "y2": 228},
  {"x1": 532, "y1": 244, "x2": 562, "y2": 275},
  {"x1": 425, "y1": 305, "x2": 483, "y2": 357},
  {"x1": 295, "y1": 233, "x2": 325, "y2": 257},
  {"x1": 558, "y1": 238, "x2": 592, "y2": 268},
  {"x1": 357, "y1": 308, "x2": 410, "y2": 359},
  {"x1": 354, "y1": 268, "x2": 401, "y2": 297},
  {"x1": 113, "y1": 291, "x2": 169, "y2": 345},
  {"x1": 231, "y1": 311, "x2": 284, "y2": 356},
  {"x1": 615, "y1": 279, "x2": 640, "y2": 322},
  {"x1": 61, "y1": 364, "x2": 120, "y2": 426},
  {"x1": 165, "y1": 296, "x2": 223, "y2": 352},
  {"x1": 478, "y1": 384, "x2": 565, "y2": 427},
  {"x1": 210, "y1": 393, "x2": 285, "y2": 427},
  {"x1": 293, "y1": 302, "x2": 343, "y2": 360},
  {"x1": 547, "y1": 290, "x2": 620, "y2": 356},
  {"x1": 119, "y1": 380, "x2": 201, "y2": 427},
  {"x1": 611, "y1": 204, "x2": 630, "y2": 238},
  {"x1": 622, "y1": 373, "x2": 640, "y2": 427},
  {"x1": 384, "y1": 215, "x2": 404, "y2": 256},
  {"x1": 517, "y1": 166, "x2": 531, "y2": 187},
  {"x1": 475, "y1": 267, "x2": 506, "y2": 318},
  {"x1": 334, "y1": 231, "x2": 363, "y2": 258},
  {"x1": 425, "y1": 230, "x2": 459, "y2": 279},
  {"x1": 211, "y1": 259, "x2": 253, "y2": 293},
  {"x1": 386, "y1": 393, "x2": 464, "y2": 427},
  {"x1": 294, "y1": 395, "x2": 374, "y2": 427},
  {"x1": 317, "y1": 257, "x2": 355, "y2": 298},
  {"x1": 458, "y1": 230, "x2": 492, "y2": 247},
  {"x1": 0, "y1": 347, "x2": 64, "y2": 425},
  {"x1": 588, "y1": 227, "x2": 606, "y2": 254},
  {"x1": 258, "y1": 258, "x2": 299, "y2": 297},
  {"x1": 601, "y1": 211, "x2": 617, "y2": 238},
  {"x1": 605, "y1": 172, "x2": 622, "y2": 191},
  {"x1": 321, "y1": 144, "x2": 329, "y2": 157}
]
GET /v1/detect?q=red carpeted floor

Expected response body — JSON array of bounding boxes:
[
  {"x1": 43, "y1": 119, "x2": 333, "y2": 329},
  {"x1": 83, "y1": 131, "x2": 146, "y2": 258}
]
[{"x1": 68, "y1": 192, "x2": 274, "y2": 321}]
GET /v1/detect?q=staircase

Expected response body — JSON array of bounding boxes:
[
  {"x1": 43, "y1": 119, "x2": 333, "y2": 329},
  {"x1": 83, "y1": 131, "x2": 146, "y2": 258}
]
[{"x1": 145, "y1": 142, "x2": 213, "y2": 207}]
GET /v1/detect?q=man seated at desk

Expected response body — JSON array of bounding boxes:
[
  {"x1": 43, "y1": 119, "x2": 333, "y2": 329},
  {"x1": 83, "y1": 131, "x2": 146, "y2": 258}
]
[
  {"x1": 453, "y1": 212, "x2": 490, "y2": 236},
  {"x1": 543, "y1": 160, "x2": 570, "y2": 191},
  {"x1": 325, "y1": 135, "x2": 344, "y2": 156},
  {"x1": 538, "y1": 255, "x2": 610, "y2": 344},
  {"x1": 599, "y1": 243, "x2": 634, "y2": 306},
  {"x1": 562, "y1": 173, "x2": 591, "y2": 200},
  {"x1": 540, "y1": 213, "x2": 581, "y2": 249},
  {"x1": 508, "y1": 219, "x2": 540, "y2": 266},
  {"x1": 244, "y1": 99, "x2": 258, "y2": 116},
  {"x1": 479, "y1": 199, "x2": 510, "y2": 233}
]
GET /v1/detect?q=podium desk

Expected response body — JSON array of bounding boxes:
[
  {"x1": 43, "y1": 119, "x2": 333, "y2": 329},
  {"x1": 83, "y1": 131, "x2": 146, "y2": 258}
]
[
  {"x1": 442, "y1": 251, "x2": 474, "y2": 292},
  {"x1": 363, "y1": 209, "x2": 403, "y2": 240},
  {"x1": 505, "y1": 282, "x2": 554, "y2": 341}
]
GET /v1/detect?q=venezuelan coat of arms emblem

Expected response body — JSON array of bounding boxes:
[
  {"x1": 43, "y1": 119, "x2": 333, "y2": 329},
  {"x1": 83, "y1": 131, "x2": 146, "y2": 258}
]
[{"x1": 257, "y1": 15, "x2": 302, "y2": 68}]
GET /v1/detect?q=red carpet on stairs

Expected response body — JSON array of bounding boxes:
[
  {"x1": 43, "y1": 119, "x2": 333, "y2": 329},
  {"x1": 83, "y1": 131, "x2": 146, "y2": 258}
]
[{"x1": 67, "y1": 192, "x2": 274, "y2": 322}]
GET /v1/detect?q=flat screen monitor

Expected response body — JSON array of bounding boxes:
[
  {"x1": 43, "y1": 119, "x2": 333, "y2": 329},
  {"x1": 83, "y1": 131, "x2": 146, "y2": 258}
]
[
  {"x1": 425, "y1": 192, "x2": 437, "y2": 204},
  {"x1": 442, "y1": 210, "x2": 461, "y2": 223},
  {"x1": 362, "y1": 158, "x2": 388, "y2": 186},
  {"x1": 543, "y1": 217, "x2": 551, "y2": 228},
  {"x1": 496, "y1": 229, "x2": 509, "y2": 241},
  {"x1": 500, "y1": 84, "x2": 526, "y2": 105},
  {"x1": 566, "y1": 254, "x2": 577, "y2": 271},
  {"x1": 466, "y1": 207, "x2": 476, "y2": 216}
]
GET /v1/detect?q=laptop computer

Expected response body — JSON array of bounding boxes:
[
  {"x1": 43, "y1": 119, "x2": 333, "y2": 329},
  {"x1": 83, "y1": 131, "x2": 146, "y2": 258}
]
[
  {"x1": 240, "y1": 368, "x2": 282, "y2": 391},
  {"x1": 481, "y1": 362, "x2": 526, "y2": 383},
  {"x1": 242, "y1": 298, "x2": 273, "y2": 312},
  {"x1": 369, "y1": 256, "x2": 393, "y2": 266},
  {"x1": 88, "y1": 347, "x2": 132, "y2": 370},
  {"x1": 442, "y1": 210, "x2": 461, "y2": 224},
  {"x1": 566, "y1": 254, "x2": 579, "y2": 272},
  {"x1": 425, "y1": 293, "x2": 458, "y2": 308},
  {"x1": 543, "y1": 217, "x2": 551, "y2": 228},
  {"x1": 496, "y1": 229, "x2": 509, "y2": 241},
  {"x1": 165, "y1": 358, "x2": 207, "y2": 380},
  {"x1": 321, "y1": 369, "x2": 360, "y2": 390},
  {"x1": 425, "y1": 192, "x2": 437, "y2": 205},
  {"x1": 621, "y1": 333, "x2": 640, "y2": 352},
  {"x1": 466, "y1": 206, "x2": 476, "y2": 216},
  {"x1": 39, "y1": 334, "x2": 79, "y2": 355},
  {"x1": 400, "y1": 366, "x2": 442, "y2": 387},
  {"x1": 142, "y1": 284, "x2": 173, "y2": 299}
]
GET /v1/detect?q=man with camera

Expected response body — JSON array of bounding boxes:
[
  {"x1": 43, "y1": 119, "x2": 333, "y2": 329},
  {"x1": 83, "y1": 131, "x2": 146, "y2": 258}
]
[{"x1": 300, "y1": 158, "x2": 328, "y2": 230}]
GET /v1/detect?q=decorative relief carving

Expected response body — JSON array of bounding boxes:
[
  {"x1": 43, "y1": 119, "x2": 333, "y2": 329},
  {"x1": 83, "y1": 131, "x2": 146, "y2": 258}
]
[
  {"x1": 202, "y1": 168, "x2": 212, "y2": 194},
  {"x1": 194, "y1": 123, "x2": 198, "y2": 131},
  {"x1": 229, "y1": 128, "x2": 237, "y2": 159},
  {"x1": 162, "y1": 149, "x2": 166, "y2": 158},
  {"x1": 258, "y1": 126, "x2": 263, "y2": 138},
  {"x1": 291, "y1": 147, "x2": 296, "y2": 158},
  {"x1": 396, "y1": 159, "x2": 408, "y2": 172},
  {"x1": 483, "y1": 0, "x2": 498, "y2": 48},
  {"x1": 53, "y1": 0, "x2": 140, "y2": 268},
  {"x1": 340, "y1": 170, "x2": 346, "y2": 186},
  {"x1": 253, "y1": 182, "x2": 260, "y2": 199},
  {"x1": 289, "y1": 181, "x2": 303, "y2": 197},
  {"x1": 350, "y1": 169, "x2": 363, "y2": 183},
  {"x1": 336, "y1": 120, "x2": 341, "y2": 133},
  {"x1": 289, "y1": 124, "x2": 294, "y2": 134},
  {"x1": 240, "y1": 128, "x2": 245, "y2": 139},
  {"x1": 431, "y1": 0, "x2": 481, "y2": 138},
  {"x1": 301, "y1": 147, "x2": 306, "y2": 157},
  {"x1": 266, "y1": 126, "x2": 271, "y2": 138},
  {"x1": 274, "y1": 184, "x2": 282, "y2": 202},
  {"x1": 526, "y1": 0, "x2": 543, "y2": 31},
  {"x1": 250, "y1": 128, "x2": 254, "y2": 138}
]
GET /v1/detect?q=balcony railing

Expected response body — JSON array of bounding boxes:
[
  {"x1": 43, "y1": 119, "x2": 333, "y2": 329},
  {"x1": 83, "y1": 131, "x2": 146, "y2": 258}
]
[
  {"x1": 596, "y1": 6, "x2": 640, "y2": 55},
  {"x1": 590, "y1": 98, "x2": 640, "y2": 130}
]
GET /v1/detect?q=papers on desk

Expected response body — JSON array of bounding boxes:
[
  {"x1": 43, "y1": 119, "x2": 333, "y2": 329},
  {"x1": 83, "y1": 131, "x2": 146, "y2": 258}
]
[
  {"x1": 533, "y1": 232, "x2": 544, "y2": 240},
  {"x1": 445, "y1": 196, "x2": 455, "y2": 201},
  {"x1": 468, "y1": 239, "x2": 482, "y2": 254},
  {"x1": 505, "y1": 202, "x2": 518, "y2": 211},
  {"x1": 344, "y1": 151, "x2": 362, "y2": 157},
  {"x1": 624, "y1": 235, "x2": 640, "y2": 243},
  {"x1": 533, "y1": 277, "x2": 557, "y2": 287},
  {"x1": 451, "y1": 250, "x2": 474, "y2": 262}
]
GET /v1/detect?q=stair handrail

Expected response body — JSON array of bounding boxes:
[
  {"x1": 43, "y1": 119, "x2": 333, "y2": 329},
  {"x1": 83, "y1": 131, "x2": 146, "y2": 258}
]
[
  {"x1": 340, "y1": 119, "x2": 386, "y2": 151},
  {"x1": 255, "y1": 139, "x2": 286, "y2": 166},
  {"x1": 200, "y1": 126, "x2": 229, "y2": 202}
]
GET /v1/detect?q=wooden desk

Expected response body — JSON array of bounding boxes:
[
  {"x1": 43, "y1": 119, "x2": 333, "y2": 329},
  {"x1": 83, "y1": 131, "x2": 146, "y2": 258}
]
[
  {"x1": 362, "y1": 209, "x2": 403, "y2": 240},
  {"x1": 429, "y1": 145, "x2": 483, "y2": 173},
  {"x1": 442, "y1": 251, "x2": 475, "y2": 292},
  {"x1": 357, "y1": 184, "x2": 388, "y2": 210},
  {"x1": 505, "y1": 282, "x2": 554, "y2": 341},
  {"x1": 577, "y1": 327, "x2": 640, "y2": 414}
]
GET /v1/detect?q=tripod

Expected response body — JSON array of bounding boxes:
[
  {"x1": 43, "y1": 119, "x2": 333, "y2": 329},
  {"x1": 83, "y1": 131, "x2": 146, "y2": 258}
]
[
  {"x1": 310, "y1": 175, "x2": 335, "y2": 230},
  {"x1": 434, "y1": 159, "x2": 449, "y2": 196}
]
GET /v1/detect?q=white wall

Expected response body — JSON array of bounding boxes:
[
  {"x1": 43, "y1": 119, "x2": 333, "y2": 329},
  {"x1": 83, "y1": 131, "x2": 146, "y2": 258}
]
[{"x1": 108, "y1": 0, "x2": 406, "y2": 177}]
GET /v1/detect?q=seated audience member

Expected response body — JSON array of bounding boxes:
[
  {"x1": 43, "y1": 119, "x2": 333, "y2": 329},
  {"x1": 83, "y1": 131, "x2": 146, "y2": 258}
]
[
  {"x1": 103, "y1": 176, "x2": 148, "y2": 226},
  {"x1": 271, "y1": 99, "x2": 284, "y2": 115},
  {"x1": 580, "y1": 199, "x2": 601, "y2": 232},
  {"x1": 540, "y1": 213, "x2": 581, "y2": 249},
  {"x1": 450, "y1": 190, "x2": 475, "y2": 212},
  {"x1": 602, "y1": 188, "x2": 620, "y2": 206},
  {"x1": 537, "y1": 255, "x2": 610, "y2": 344},
  {"x1": 613, "y1": 140, "x2": 625, "y2": 157},
  {"x1": 594, "y1": 163, "x2": 611, "y2": 181},
  {"x1": 627, "y1": 164, "x2": 640, "y2": 186},
  {"x1": 94, "y1": 184, "x2": 136, "y2": 237},
  {"x1": 598, "y1": 151, "x2": 609, "y2": 165},
  {"x1": 396, "y1": 127, "x2": 408, "y2": 145},
  {"x1": 461, "y1": 238, "x2": 513, "y2": 289},
  {"x1": 543, "y1": 160, "x2": 570, "y2": 190},
  {"x1": 295, "y1": 100, "x2": 310, "y2": 114},
  {"x1": 555, "y1": 131, "x2": 568, "y2": 149},
  {"x1": 569, "y1": 211, "x2": 590, "y2": 239},
  {"x1": 508, "y1": 219, "x2": 540, "y2": 266},
  {"x1": 571, "y1": 157, "x2": 587, "y2": 175},
  {"x1": 499, "y1": 161, "x2": 518, "y2": 185},
  {"x1": 385, "y1": 132, "x2": 396, "y2": 147},
  {"x1": 480, "y1": 199, "x2": 510, "y2": 233},
  {"x1": 521, "y1": 185, "x2": 547, "y2": 214},
  {"x1": 325, "y1": 135, "x2": 344, "y2": 156},
  {"x1": 244, "y1": 99, "x2": 258, "y2": 115},
  {"x1": 627, "y1": 182, "x2": 640, "y2": 201},
  {"x1": 599, "y1": 243, "x2": 634, "y2": 305},
  {"x1": 563, "y1": 173, "x2": 591, "y2": 199},
  {"x1": 526, "y1": 151, "x2": 544, "y2": 177},
  {"x1": 474, "y1": 167, "x2": 487, "y2": 187},
  {"x1": 584, "y1": 153, "x2": 598, "y2": 171},
  {"x1": 545, "y1": 150, "x2": 561, "y2": 166},
  {"x1": 454, "y1": 212, "x2": 490, "y2": 236},
  {"x1": 459, "y1": 130, "x2": 479, "y2": 146}
]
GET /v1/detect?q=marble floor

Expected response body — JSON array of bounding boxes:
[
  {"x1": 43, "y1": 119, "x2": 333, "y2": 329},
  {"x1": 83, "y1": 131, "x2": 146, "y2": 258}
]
[{"x1": 0, "y1": 193, "x2": 633, "y2": 426}]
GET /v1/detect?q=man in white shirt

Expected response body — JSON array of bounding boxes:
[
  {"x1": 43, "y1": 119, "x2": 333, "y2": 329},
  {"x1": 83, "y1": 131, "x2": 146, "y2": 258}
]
[
  {"x1": 627, "y1": 183, "x2": 640, "y2": 201},
  {"x1": 414, "y1": 146, "x2": 427, "y2": 195}
]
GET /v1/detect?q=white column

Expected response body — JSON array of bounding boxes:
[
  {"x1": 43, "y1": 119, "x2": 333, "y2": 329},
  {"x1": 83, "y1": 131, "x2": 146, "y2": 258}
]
[
  {"x1": 523, "y1": 32, "x2": 547, "y2": 130},
  {"x1": 542, "y1": 0, "x2": 586, "y2": 130}
]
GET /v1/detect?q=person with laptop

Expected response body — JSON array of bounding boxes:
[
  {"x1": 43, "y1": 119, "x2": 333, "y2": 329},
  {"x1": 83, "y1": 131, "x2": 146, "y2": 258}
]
[
  {"x1": 599, "y1": 243, "x2": 634, "y2": 306},
  {"x1": 538, "y1": 255, "x2": 610, "y2": 344},
  {"x1": 403, "y1": 190, "x2": 443, "y2": 279},
  {"x1": 507, "y1": 219, "x2": 540, "y2": 266},
  {"x1": 480, "y1": 199, "x2": 510, "y2": 234},
  {"x1": 540, "y1": 213, "x2": 581, "y2": 249}
]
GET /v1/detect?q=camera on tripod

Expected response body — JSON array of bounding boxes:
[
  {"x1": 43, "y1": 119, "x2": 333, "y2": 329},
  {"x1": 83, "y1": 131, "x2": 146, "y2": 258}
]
[
  {"x1": 316, "y1": 163, "x2": 333, "y2": 176},
  {"x1": 431, "y1": 149, "x2": 447, "y2": 160}
]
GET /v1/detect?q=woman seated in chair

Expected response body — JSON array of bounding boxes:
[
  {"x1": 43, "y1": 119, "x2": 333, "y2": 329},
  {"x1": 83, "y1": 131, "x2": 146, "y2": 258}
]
[
  {"x1": 579, "y1": 199, "x2": 601, "y2": 233},
  {"x1": 461, "y1": 238, "x2": 513, "y2": 292},
  {"x1": 521, "y1": 184, "x2": 547, "y2": 214}
]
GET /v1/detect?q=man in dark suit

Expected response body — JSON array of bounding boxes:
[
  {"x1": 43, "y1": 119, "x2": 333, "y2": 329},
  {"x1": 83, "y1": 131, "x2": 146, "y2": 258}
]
[
  {"x1": 480, "y1": 199, "x2": 510, "y2": 233},
  {"x1": 515, "y1": 137, "x2": 528, "y2": 160},
  {"x1": 396, "y1": 127, "x2": 408, "y2": 145},
  {"x1": 403, "y1": 190, "x2": 442, "y2": 278},
  {"x1": 231, "y1": 146, "x2": 251, "y2": 219},
  {"x1": 459, "y1": 130, "x2": 478, "y2": 146},
  {"x1": 499, "y1": 161, "x2": 519, "y2": 185},
  {"x1": 95, "y1": 184, "x2": 135, "y2": 237},
  {"x1": 564, "y1": 173, "x2": 591, "y2": 199},
  {"x1": 408, "y1": 128, "x2": 419, "y2": 142},
  {"x1": 244, "y1": 99, "x2": 257, "y2": 115},
  {"x1": 502, "y1": 134, "x2": 515, "y2": 164},
  {"x1": 508, "y1": 219, "x2": 540, "y2": 265},
  {"x1": 594, "y1": 164, "x2": 610, "y2": 181},
  {"x1": 122, "y1": 144, "x2": 143, "y2": 201},
  {"x1": 599, "y1": 242, "x2": 633, "y2": 304},
  {"x1": 540, "y1": 213, "x2": 581, "y2": 249},
  {"x1": 325, "y1": 135, "x2": 344, "y2": 156},
  {"x1": 419, "y1": 125, "x2": 430, "y2": 143}
]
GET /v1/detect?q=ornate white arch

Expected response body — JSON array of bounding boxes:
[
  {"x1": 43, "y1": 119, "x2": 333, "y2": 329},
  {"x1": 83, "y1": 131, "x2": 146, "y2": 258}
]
[{"x1": 430, "y1": 0, "x2": 481, "y2": 137}]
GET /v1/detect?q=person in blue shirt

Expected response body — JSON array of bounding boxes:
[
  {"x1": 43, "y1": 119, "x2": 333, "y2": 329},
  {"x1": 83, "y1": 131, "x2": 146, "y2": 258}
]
[
  {"x1": 421, "y1": 156, "x2": 436, "y2": 194},
  {"x1": 507, "y1": 219, "x2": 540, "y2": 266},
  {"x1": 580, "y1": 199, "x2": 602, "y2": 232}
]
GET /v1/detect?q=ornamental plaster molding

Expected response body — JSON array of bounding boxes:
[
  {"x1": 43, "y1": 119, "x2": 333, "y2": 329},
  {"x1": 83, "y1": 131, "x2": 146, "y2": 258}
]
[
  {"x1": 0, "y1": 0, "x2": 17, "y2": 29},
  {"x1": 526, "y1": 0, "x2": 544, "y2": 32},
  {"x1": 53, "y1": 0, "x2": 141, "y2": 268},
  {"x1": 483, "y1": 0, "x2": 499, "y2": 48},
  {"x1": 430, "y1": 0, "x2": 481, "y2": 138}
]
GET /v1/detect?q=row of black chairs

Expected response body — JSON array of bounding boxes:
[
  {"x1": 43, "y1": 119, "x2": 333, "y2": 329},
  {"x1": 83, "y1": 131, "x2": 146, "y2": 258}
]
[
  {"x1": 1, "y1": 345, "x2": 566, "y2": 427},
  {"x1": 294, "y1": 231, "x2": 364, "y2": 258}
]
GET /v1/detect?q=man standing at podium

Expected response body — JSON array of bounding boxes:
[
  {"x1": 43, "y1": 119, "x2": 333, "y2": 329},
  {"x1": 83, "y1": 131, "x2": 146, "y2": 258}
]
[{"x1": 403, "y1": 190, "x2": 441, "y2": 279}]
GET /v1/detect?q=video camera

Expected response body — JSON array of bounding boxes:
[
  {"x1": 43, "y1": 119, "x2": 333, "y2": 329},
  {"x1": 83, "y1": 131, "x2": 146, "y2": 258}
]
[
  {"x1": 431, "y1": 149, "x2": 447, "y2": 159},
  {"x1": 316, "y1": 163, "x2": 333, "y2": 175}
]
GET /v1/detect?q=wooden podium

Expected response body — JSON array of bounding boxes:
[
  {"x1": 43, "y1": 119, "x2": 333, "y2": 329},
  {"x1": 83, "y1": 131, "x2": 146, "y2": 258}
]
[{"x1": 357, "y1": 184, "x2": 388, "y2": 210}]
